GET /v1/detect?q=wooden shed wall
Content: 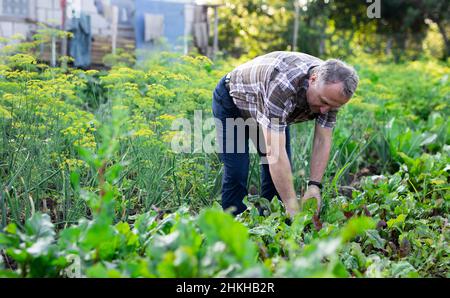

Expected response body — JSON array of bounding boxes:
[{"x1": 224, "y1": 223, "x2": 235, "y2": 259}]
[{"x1": 0, "y1": 0, "x2": 135, "y2": 66}]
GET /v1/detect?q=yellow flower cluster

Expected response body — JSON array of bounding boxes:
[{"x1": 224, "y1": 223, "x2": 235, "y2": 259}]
[
  {"x1": 61, "y1": 158, "x2": 86, "y2": 170},
  {"x1": 85, "y1": 70, "x2": 99, "y2": 76},
  {"x1": 161, "y1": 130, "x2": 178, "y2": 143},
  {"x1": 60, "y1": 110, "x2": 98, "y2": 150},
  {"x1": 4, "y1": 70, "x2": 39, "y2": 80},
  {"x1": 73, "y1": 134, "x2": 97, "y2": 149},
  {"x1": 7, "y1": 53, "x2": 37, "y2": 68},
  {"x1": 157, "y1": 114, "x2": 176, "y2": 121},
  {"x1": 0, "y1": 105, "x2": 11, "y2": 118},
  {"x1": 133, "y1": 127, "x2": 154, "y2": 138},
  {"x1": 100, "y1": 67, "x2": 146, "y2": 86}
]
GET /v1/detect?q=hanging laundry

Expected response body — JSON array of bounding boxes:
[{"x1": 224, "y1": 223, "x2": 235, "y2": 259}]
[
  {"x1": 144, "y1": 14, "x2": 164, "y2": 42},
  {"x1": 69, "y1": 12, "x2": 92, "y2": 68},
  {"x1": 121, "y1": 7, "x2": 128, "y2": 22},
  {"x1": 194, "y1": 22, "x2": 208, "y2": 49},
  {"x1": 94, "y1": 0, "x2": 104, "y2": 15}
]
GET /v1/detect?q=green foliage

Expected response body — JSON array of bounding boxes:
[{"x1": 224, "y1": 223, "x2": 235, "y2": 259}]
[
  {"x1": 216, "y1": 0, "x2": 449, "y2": 61},
  {"x1": 218, "y1": 0, "x2": 293, "y2": 58},
  {"x1": 0, "y1": 49, "x2": 448, "y2": 277}
]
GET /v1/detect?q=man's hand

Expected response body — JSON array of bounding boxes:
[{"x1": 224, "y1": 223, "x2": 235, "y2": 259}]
[
  {"x1": 285, "y1": 198, "x2": 300, "y2": 218},
  {"x1": 301, "y1": 185, "x2": 321, "y2": 212},
  {"x1": 303, "y1": 123, "x2": 332, "y2": 213},
  {"x1": 260, "y1": 125, "x2": 299, "y2": 217}
]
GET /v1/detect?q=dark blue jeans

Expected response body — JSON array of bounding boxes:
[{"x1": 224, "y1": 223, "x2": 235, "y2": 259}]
[{"x1": 212, "y1": 75, "x2": 292, "y2": 216}]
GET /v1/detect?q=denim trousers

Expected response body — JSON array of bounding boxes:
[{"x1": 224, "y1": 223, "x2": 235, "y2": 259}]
[{"x1": 212, "y1": 74, "x2": 292, "y2": 216}]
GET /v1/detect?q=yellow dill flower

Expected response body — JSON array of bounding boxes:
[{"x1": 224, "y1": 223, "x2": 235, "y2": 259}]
[
  {"x1": 133, "y1": 128, "x2": 154, "y2": 138},
  {"x1": 0, "y1": 105, "x2": 12, "y2": 118},
  {"x1": 61, "y1": 158, "x2": 86, "y2": 170},
  {"x1": 112, "y1": 104, "x2": 129, "y2": 111},
  {"x1": 157, "y1": 114, "x2": 176, "y2": 121},
  {"x1": 3, "y1": 93, "x2": 14, "y2": 100},
  {"x1": 85, "y1": 70, "x2": 99, "y2": 76},
  {"x1": 73, "y1": 134, "x2": 96, "y2": 149},
  {"x1": 161, "y1": 130, "x2": 178, "y2": 143}
]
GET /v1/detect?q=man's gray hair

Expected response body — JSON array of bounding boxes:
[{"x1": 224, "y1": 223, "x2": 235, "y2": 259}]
[{"x1": 313, "y1": 59, "x2": 359, "y2": 99}]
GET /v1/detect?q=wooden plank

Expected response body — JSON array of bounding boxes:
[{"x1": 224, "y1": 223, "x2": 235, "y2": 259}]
[{"x1": 30, "y1": 33, "x2": 135, "y2": 66}]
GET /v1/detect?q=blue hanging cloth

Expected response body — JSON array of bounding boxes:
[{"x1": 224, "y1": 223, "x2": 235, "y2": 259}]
[{"x1": 69, "y1": 12, "x2": 92, "y2": 68}]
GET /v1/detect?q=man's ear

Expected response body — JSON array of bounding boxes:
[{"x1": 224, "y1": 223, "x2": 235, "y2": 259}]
[{"x1": 309, "y1": 73, "x2": 317, "y2": 84}]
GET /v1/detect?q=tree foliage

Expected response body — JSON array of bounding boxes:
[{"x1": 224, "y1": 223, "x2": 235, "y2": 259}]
[{"x1": 216, "y1": 0, "x2": 449, "y2": 61}]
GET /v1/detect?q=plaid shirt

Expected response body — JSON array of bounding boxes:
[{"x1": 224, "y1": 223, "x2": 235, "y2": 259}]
[{"x1": 228, "y1": 51, "x2": 338, "y2": 132}]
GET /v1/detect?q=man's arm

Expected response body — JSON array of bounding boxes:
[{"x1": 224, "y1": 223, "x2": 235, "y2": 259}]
[
  {"x1": 310, "y1": 123, "x2": 332, "y2": 182},
  {"x1": 302, "y1": 123, "x2": 333, "y2": 210},
  {"x1": 261, "y1": 126, "x2": 299, "y2": 217}
]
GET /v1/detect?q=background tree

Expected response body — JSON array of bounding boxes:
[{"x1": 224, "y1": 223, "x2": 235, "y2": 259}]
[
  {"x1": 216, "y1": 0, "x2": 448, "y2": 61},
  {"x1": 218, "y1": 0, "x2": 293, "y2": 58},
  {"x1": 420, "y1": 0, "x2": 449, "y2": 60}
]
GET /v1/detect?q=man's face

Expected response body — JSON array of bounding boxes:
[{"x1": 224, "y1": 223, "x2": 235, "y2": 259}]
[{"x1": 306, "y1": 74, "x2": 350, "y2": 114}]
